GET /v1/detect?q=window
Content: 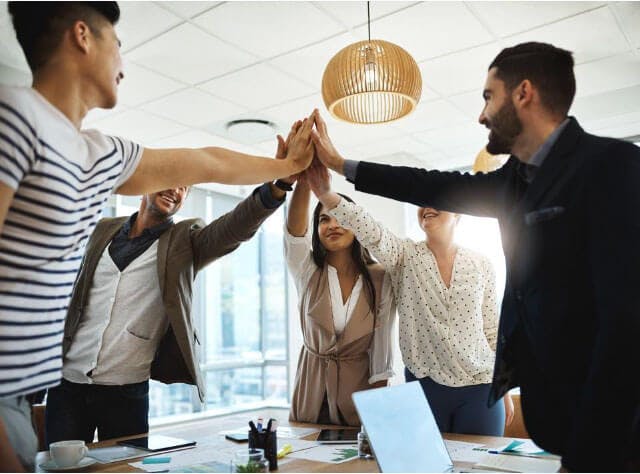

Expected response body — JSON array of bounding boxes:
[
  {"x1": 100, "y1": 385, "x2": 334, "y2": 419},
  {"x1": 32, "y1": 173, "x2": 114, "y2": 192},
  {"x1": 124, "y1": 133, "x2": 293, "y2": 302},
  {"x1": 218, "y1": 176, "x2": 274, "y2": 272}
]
[{"x1": 111, "y1": 187, "x2": 289, "y2": 421}]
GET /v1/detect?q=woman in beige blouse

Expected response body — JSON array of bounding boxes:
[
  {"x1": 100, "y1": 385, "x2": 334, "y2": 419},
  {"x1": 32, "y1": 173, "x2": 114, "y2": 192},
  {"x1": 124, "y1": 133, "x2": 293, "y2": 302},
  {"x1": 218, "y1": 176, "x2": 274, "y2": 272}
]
[
  {"x1": 284, "y1": 160, "x2": 396, "y2": 427},
  {"x1": 305, "y1": 158, "x2": 513, "y2": 436}
]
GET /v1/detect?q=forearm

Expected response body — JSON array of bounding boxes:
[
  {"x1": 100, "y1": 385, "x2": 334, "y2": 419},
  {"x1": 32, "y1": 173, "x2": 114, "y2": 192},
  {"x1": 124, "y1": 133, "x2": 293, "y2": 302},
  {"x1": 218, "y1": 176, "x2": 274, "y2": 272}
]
[
  {"x1": 287, "y1": 181, "x2": 311, "y2": 237},
  {"x1": 118, "y1": 147, "x2": 299, "y2": 195}
]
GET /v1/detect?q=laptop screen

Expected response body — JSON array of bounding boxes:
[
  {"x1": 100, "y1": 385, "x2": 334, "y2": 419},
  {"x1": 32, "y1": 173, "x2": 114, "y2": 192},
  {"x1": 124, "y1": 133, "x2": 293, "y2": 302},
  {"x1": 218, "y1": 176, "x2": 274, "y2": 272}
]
[{"x1": 352, "y1": 381, "x2": 453, "y2": 473}]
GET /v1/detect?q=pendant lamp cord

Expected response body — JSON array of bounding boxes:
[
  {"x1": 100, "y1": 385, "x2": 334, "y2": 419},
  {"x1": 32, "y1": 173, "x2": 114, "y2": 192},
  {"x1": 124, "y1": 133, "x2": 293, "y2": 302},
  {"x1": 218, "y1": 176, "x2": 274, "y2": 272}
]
[{"x1": 367, "y1": 1, "x2": 371, "y2": 43}]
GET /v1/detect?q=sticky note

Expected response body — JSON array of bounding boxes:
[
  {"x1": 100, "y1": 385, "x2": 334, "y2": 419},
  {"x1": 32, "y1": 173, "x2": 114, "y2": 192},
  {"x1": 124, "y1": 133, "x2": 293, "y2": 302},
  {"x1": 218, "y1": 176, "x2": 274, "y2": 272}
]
[{"x1": 142, "y1": 457, "x2": 171, "y2": 464}]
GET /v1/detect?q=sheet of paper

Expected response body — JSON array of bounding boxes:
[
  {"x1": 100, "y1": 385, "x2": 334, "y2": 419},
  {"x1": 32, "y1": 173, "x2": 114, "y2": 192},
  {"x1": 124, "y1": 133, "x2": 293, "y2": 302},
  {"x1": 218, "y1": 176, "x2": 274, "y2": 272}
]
[
  {"x1": 288, "y1": 444, "x2": 359, "y2": 464},
  {"x1": 474, "y1": 453, "x2": 561, "y2": 473},
  {"x1": 88, "y1": 446, "x2": 152, "y2": 463},
  {"x1": 498, "y1": 439, "x2": 560, "y2": 458},
  {"x1": 443, "y1": 439, "x2": 487, "y2": 463}
]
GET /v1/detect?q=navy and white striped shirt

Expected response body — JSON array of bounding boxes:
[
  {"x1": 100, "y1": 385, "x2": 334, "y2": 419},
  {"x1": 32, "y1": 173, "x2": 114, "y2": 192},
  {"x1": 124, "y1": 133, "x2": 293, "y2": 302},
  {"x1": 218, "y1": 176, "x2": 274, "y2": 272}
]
[{"x1": 0, "y1": 85, "x2": 143, "y2": 398}]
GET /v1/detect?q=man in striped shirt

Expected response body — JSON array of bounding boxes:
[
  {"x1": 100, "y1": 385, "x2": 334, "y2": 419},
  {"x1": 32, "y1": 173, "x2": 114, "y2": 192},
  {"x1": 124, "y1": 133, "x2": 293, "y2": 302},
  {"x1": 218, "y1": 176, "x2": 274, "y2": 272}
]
[{"x1": 0, "y1": 3, "x2": 314, "y2": 470}]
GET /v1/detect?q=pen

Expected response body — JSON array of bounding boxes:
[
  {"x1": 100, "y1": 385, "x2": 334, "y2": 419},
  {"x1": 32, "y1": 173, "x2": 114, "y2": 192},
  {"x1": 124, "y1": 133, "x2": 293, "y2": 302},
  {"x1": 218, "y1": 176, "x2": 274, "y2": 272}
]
[
  {"x1": 265, "y1": 418, "x2": 273, "y2": 433},
  {"x1": 249, "y1": 420, "x2": 258, "y2": 434},
  {"x1": 270, "y1": 419, "x2": 278, "y2": 432},
  {"x1": 257, "y1": 417, "x2": 263, "y2": 432}
]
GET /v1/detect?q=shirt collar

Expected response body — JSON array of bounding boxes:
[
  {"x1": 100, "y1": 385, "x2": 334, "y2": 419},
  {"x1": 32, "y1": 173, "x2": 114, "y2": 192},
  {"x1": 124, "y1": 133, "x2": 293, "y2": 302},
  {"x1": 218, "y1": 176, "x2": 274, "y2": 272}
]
[
  {"x1": 518, "y1": 118, "x2": 570, "y2": 183},
  {"x1": 122, "y1": 212, "x2": 173, "y2": 239}
]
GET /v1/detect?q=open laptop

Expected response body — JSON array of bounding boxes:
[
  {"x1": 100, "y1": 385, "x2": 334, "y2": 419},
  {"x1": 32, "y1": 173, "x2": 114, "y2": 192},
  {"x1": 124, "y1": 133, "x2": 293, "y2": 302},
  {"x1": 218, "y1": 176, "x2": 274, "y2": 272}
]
[{"x1": 352, "y1": 381, "x2": 454, "y2": 473}]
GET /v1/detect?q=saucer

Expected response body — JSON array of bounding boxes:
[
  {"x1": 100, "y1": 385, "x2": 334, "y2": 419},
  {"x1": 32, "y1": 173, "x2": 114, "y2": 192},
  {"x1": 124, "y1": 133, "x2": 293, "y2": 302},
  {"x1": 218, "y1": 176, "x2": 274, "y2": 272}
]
[{"x1": 40, "y1": 457, "x2": 97, "y2": 471}]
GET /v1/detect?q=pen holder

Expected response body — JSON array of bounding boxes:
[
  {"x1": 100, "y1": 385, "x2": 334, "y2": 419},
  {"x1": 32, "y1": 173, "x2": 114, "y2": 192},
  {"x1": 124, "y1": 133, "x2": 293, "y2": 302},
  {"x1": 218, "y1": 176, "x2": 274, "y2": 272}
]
[{"x1": 248, "y1": 429, "x2": 277, "y2": 471}]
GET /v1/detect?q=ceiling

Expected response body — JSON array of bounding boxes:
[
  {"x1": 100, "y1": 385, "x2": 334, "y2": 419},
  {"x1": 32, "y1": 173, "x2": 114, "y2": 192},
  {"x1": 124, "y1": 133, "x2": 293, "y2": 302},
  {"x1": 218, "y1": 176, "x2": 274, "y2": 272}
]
[{"x1": 1, "y1": 1, "x2": 639, "y2": 173}]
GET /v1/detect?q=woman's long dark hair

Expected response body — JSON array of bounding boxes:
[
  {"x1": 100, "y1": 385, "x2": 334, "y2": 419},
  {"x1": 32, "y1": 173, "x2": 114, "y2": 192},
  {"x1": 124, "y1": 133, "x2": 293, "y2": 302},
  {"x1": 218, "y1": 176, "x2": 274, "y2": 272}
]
[{"x1": 311, "y1": 193, "x2": 377, "y2": 316}]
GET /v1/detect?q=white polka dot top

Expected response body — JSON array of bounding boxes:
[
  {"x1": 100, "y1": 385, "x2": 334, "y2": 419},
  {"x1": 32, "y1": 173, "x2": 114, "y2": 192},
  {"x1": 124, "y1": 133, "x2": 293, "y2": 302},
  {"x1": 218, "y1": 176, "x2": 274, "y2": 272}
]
[{"x1": 330, "y1": 198, "x2": 498, "y2": 387}]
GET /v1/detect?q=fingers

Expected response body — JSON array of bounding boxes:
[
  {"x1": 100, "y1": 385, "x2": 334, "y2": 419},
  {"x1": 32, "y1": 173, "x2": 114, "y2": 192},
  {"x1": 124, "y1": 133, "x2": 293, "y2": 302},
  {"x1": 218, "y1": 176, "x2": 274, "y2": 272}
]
[
  {"x1": 313, "y1": 108, "x2": 327, "y2": 135},
  {"x1": 275, "y1": 135, "x2": 285, "y2": 158}
]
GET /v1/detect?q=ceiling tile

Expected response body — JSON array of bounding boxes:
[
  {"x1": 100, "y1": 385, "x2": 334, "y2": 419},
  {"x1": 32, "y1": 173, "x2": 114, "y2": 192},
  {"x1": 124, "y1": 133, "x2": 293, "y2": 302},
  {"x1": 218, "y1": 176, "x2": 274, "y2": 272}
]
[
  {"x1": 353, "y1": 135, "x2": 436, "y2": 162},
  {"x1": 87, "y1": 110, "x2": 188, "y2": 145},
  {"x1": 448, "y1": 91, "x2": 484, "y2": 120},
  {"x1": 262, "y1": 94, "x2": 323, "y2": 127},
  {"x1": 141, "y1": 88, "x2": 247, "y2": 127},
  {"x1": 413, "y1": 122, "x2": 487, "y2": 153},
  {"x1": 593, "y1": 121, "x2": 640, "y2": 139},
  {"x1": 570, "y1": 84, "x2": 640, "y2": 122},
  {"x1": 118, "y1": 62, "x2": 186, "y2": 107},
  {"x1": 269, "y1": 32, "x2": 358, "y2": 88},
  {"x1": 314, "y1": 1, "x2": 416, "y2": 28},
  {"x1": 580, "y1": 111, "x2": 640, "y2": 138},
  {"x1": 200, "y1": 63, "x2": 315, "y2": 111},
  {"x1": 508, "y1": 7, "x2": 630, "y2": 64},
  {"x1": 574, "y1": 52, "x2": 640, "y2": 98},
  {"x1": 150, "y1": 129, "x2": 259, "y2": 156},
  {"x1": 126, "y1": 23, "x2": 257, "y2": 84},
  {"x1": 159, "y1": 1, "x2": 220, "y2": 19},
  {"x1": 468, "y1": 2, "x2": 604, "y2": 38},
  {"x1": 322, "y1": 119, "x2": 404, "y2": 151},
  {"x1": 610, "y1": 2, "x2": 640, "y2": 49},
  {"x1": 391, "y1": 100, "x2": 469, "y2": 134},
  {"x1": 353, "y1": 2, "x2": 493, "y2": 62},
  {"x1": 194, "y1": 2, "x2": 345, "y2": 59},
  {"x1": 118, "y1": 2, "x2": 183, "y2": 51},
  {"x1": 419, "y1": 43, "x2": 499, "y2": 96}
]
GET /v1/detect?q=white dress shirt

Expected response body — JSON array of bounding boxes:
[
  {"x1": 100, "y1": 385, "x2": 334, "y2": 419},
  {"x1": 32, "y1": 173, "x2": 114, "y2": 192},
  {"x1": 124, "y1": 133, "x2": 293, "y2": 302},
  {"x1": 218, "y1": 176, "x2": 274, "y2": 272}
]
[
  {"x1": 284, "y1": 227, "x2": 396, "y2": 384},
  {"x1": 330, "y1": 199, "x2": 498, "y2": 387}
]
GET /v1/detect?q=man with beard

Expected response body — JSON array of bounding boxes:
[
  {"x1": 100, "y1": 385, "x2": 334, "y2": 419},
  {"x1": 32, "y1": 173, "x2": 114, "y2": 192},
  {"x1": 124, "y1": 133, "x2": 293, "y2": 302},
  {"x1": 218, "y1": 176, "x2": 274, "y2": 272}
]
[
  {"x1": 44, "y1": 159, "x2": 292, "y2": 445},
  {"x1": 309, "y1": 42, "x2": 640, "y2": 471}
]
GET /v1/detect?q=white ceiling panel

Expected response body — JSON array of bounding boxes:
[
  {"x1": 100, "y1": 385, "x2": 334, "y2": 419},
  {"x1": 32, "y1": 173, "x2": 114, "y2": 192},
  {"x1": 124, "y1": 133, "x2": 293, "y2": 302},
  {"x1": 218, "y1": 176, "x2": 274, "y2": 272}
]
[
  {"x1": 353, "y1": 135, "x2": 436, "y2": 162},
  {"x1": 413, "y1": 122, "x2": 487, "y2": 153},
  {"x1": 126, "y1": 23, "x2": 258, "y2": 84},
  {"x1": 507, "y1": 7, "x2": 630, "y2": 64},
  {"x1": 117, "y1": 2, "x2": 183, "y2": 51},
  {"x1": 118, "y1": 62, "x2": 186, "y2": 107},
  {"x1": 159, "y1": 1, "x2": 220, "y2": 19},
  {"x1": 269, "y1": 32, "x2": 358, "y2": 88},
  {"x1": 610, "y1": 2, "x2": 640, "y2": 49},
  {"x1": 194, "y1": 2, "x2": 345, "y2": 59},
  {"x1": 391, "y1": 100, "x2": 469, "y2": 134},
  {"x1": 356, "y1": 2, "x2": 493, "y2": 62},
  {"x1": 262, "y1": 94, "x2": 323, "y2": 126},
  {"x1": 88, "y1": 109, "x2": 188, "y2": 145},
  {"x1": 467, "y1": 2, "x2": 604, "y2": 38},
  {"x1": 448, "y1": 91, "x2": 484, "y2": 120},
  {"x1": 324, "y1": 119, "x2": 404, "y2": 150},
  {"x1": 419, "y1": 42, "x2": 499, "y2": 96},
  {"x1": 315, "y1": 1, "x2": 416, "y2": 28},
  {"x1": 142, "y1": 88, "x2": 247, "y2": 127},
  {"x1": 149, "y1": 129, "x2": 259, "y2": 156},
  {"x1": 581, "y1": 111, "x2": 640, "y2": 137},
  {"x1": 574, "y1": 52, "x2": 640, "y2": 98},
  {"x1": 570, "y1": 84, "x2": 640, "y2": 122},
  {"x1": 200, "y1": 63, "x2": 315, "y2": 111},
  {"x1": 83, "y1": 103, "x2": 129, "y2": 128}
]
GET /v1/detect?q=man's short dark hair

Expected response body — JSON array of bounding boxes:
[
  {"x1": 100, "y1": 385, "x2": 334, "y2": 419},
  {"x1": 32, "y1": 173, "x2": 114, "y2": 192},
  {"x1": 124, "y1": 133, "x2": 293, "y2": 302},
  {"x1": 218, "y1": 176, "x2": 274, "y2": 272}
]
[
  {"x1": 489, "y1": 42, "x2": 576, "y2": 117},
  {"x1": 8, "y1": 1, "x2": 120, "y2": 73}
]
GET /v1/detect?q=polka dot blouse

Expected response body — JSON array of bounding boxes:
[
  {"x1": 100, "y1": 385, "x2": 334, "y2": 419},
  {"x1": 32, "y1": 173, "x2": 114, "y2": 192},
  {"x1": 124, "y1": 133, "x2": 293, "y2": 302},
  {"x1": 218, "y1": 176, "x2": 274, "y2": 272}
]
[{"x1": 330, "y1": 198, "x2": 498, "y2": 387}]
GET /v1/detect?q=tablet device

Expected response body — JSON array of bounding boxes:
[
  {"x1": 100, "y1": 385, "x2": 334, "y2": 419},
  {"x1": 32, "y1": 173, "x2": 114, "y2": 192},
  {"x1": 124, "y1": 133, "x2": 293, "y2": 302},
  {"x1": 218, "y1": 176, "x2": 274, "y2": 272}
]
[
  {"x1": 117, "y1": 435, "x2": 196, "y2": 452},
  {"x1": 316, "y1": 428, "x2": 359, "y2": 444}
]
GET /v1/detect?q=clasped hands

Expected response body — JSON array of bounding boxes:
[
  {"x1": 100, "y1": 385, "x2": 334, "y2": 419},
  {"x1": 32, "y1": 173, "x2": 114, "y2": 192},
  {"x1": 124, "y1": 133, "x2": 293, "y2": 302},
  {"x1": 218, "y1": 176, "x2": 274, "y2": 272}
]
[{"x1": 274, "y1": 109, "x2": 344, "y2": 203}]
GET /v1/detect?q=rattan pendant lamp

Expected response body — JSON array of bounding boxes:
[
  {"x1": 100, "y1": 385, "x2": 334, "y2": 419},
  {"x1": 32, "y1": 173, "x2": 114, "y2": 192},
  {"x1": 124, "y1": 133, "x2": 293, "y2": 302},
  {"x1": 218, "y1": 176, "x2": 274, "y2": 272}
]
[{"x1": 321, "y1": 2, "x2": 422, "y2": 124}]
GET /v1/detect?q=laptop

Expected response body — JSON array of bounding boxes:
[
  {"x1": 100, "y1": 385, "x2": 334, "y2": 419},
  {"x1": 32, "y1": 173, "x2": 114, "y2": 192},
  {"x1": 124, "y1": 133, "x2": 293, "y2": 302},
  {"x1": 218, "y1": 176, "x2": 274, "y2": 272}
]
[{"x1": 352, "y1": 381, "x2": 454, "y2": 473}]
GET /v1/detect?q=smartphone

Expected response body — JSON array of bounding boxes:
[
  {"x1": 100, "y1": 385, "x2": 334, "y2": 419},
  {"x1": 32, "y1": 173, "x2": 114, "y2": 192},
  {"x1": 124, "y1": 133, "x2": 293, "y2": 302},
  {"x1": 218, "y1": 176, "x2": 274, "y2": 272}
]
[{"x1": 225, "y1": 433, "x2": 248, "y2": 443}]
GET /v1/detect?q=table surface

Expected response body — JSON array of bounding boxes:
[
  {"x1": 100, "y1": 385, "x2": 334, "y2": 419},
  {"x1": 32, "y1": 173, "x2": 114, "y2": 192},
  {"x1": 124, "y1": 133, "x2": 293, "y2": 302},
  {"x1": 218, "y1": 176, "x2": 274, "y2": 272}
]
[{"x1": 36, "y1": 408, "x2": 515, "y2": 472}]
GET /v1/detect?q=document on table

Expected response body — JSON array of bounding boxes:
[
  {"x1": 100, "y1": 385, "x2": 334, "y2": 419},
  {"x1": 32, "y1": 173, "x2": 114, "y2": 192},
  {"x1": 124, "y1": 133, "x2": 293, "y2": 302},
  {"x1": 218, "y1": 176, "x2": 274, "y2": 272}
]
[
  {"x1": 443, "y1": 439, "x2": 487, "y2": 463},
  {"x1": 89, "y1": 445, "x2": 149, "y2": 463},
  {"x1": 474, "y1": 453, "x2": 561, "y2": 472},
  {"x1": 288, "y1": 443, "x2": 359, "y2": 464},
  {"x1": 219, "y1": 425, "x2": 320, "y2": 439}
]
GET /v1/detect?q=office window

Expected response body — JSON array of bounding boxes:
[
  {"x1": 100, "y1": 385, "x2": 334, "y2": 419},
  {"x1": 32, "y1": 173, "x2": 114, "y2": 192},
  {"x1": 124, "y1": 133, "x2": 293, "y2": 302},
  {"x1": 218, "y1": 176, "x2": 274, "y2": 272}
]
[{"x1": 113, "y1": 188, "x2": 289, "y2": 420}]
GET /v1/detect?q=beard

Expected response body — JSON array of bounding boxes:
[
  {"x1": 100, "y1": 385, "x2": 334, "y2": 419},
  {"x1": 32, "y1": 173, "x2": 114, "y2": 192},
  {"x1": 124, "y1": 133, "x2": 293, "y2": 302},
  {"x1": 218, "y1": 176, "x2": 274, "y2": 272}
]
[{"x1": 485, "y1": 99, "x2": 522, "y2": 155}]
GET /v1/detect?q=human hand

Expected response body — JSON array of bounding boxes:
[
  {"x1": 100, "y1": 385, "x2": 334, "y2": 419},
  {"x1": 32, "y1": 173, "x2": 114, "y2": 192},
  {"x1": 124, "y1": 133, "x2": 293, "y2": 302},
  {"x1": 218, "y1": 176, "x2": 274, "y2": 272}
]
[
  {"x1": 284, "y1": 112, "x2": 314, "y2": 174},
  {"x1": 305, "y1": 158, "x2": 332, "y2": 198},
  {"x1": 275, "y1": 121, "x2": 301, "y2": 184},
  {"x1": 311, "y1": 109, "x2": 345, "y2": 174},
  {"x1": 504, "y1": 392, "x2": 515, "y2": 427}
]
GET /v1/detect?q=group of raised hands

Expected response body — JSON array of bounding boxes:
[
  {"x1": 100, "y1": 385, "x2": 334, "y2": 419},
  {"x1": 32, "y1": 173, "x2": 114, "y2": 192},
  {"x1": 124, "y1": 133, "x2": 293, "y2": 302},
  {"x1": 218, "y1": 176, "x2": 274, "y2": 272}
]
[{"x1": 274, "y1": 109, "x2": 345, "y2": 202}]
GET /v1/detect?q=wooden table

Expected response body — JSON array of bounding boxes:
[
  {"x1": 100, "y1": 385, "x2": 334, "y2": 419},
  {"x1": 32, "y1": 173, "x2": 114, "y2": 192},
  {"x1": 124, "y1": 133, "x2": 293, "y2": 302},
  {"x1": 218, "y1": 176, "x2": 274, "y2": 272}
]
[{"x1": 36, "y1": 408, "x2": 513, "y2": 472}]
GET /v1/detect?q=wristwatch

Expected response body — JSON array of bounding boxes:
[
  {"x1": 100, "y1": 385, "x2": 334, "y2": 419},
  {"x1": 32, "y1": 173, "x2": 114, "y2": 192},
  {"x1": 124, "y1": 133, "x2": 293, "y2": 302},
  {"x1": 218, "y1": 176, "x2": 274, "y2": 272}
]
[{"x1": 274, "y1": 179, "x2": 293, "y2": 191}]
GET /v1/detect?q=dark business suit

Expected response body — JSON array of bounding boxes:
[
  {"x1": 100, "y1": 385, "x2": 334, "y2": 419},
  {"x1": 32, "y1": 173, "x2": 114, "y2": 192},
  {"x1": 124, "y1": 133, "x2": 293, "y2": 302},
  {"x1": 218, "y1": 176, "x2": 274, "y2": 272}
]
[{"x1": 351, "y1": 118, "x2": 640, "y2": 471}]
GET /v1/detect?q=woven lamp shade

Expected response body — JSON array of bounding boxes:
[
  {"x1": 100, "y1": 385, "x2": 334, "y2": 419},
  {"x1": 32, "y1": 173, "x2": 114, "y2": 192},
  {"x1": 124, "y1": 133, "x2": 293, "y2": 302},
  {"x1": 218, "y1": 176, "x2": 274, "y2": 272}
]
[
  {"x1": 472, "y1": 147, "x2": 508, "y2": 173},
  {"x1": 321, "y1": 39, "x2": 422, "y2": 124}
]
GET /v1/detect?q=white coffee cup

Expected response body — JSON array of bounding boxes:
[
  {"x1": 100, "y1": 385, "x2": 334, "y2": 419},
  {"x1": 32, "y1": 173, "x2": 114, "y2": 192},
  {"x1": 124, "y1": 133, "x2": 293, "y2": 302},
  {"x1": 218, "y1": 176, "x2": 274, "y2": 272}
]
[{"x1": 49, "y1": 440, "x2": 88, "y2": 468}]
